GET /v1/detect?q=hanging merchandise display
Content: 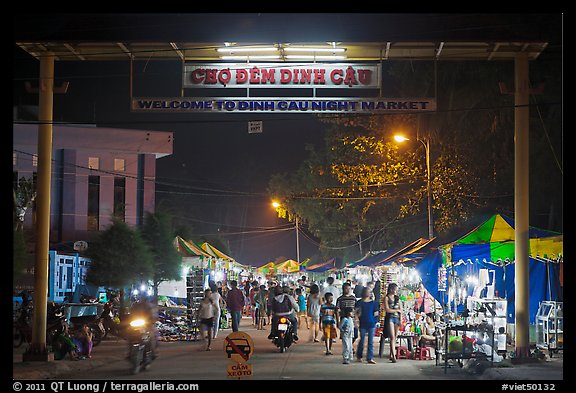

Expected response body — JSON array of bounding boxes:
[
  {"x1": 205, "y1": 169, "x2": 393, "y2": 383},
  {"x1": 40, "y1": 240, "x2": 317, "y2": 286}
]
[
  {"x1": 386, "y1": 265, "x2": 399, "y2": 286},
  {"x1": 438, "y1": 266, "x2": 447, "y2": 292}
]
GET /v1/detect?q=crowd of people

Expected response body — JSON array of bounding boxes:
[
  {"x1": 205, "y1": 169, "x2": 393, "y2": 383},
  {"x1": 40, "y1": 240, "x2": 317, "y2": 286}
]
[
  {"x1": 39, "y1": 273, "x2": 437, "y2": 367},
  {"x1": 218, "y1": 274, "x2": 434, "y2": 365}
]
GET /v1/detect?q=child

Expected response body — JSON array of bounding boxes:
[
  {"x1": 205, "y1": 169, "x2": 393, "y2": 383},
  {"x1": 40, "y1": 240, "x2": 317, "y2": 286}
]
[
  {"x1": 197, "y1": 289, "x2": 216, "y2": 351},
  {"x1": 319, "y1": 292, "x2": 337, "y2": 355},
  {"x1": 53, "y1": 324, "x2": 78, "y2": 361},
  {"x1": 295, "y1": 288, "x2": 309, "y2": 329},
  {"x1": 307, "y1": 284, "x2": 321, "y2": 342},
  {"x1": 73, "y1": 324, "x2": 93, "y2": 359}
]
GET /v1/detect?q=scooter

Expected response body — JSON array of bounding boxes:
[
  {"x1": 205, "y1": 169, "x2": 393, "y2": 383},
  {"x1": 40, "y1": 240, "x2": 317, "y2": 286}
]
[
  {"x1": 126, "y1": 316, "x2": 154, "y2": 375},
  {"x1": 13, "y1": 303, "x2": 67, "y2": 348},
  {"x1": 270, "y1": 315, "x2": 296, "y2": 353}
]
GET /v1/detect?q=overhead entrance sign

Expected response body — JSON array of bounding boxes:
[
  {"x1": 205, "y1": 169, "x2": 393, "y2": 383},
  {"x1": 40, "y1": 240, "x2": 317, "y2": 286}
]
[
  {"x1": 183, "y1": 63, "x2": 381, "y2": 89},
  {"x1": 129, "y1": 61, "x2": 436, "y2": 114},
  {"x1": 132, "y1": 97, "x2": 436, "y2": 113}
]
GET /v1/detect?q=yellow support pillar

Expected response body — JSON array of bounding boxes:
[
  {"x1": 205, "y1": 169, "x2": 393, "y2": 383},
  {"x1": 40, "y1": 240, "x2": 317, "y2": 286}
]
[
  {"x1": 514, "y1": 52, "x2": 530, "y2": 359},
  {"x1": 23, "y1": 52, "x2": 55, "y2": 361}
]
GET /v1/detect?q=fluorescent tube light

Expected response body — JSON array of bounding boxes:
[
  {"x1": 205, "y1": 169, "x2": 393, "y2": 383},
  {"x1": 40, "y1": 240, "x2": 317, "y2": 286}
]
[
  {"x1": 284, "y1": 55, "x2": 347, "y2": 60},
  {"x1": 220, "y1": 55, "x2": 282, "y2": 60},
  {"x1": 284, "y1": 47, "x2": 346, "y2": 53},
  {"x1": 217, "y1": 47, "x2": 278, "y2": 53}
]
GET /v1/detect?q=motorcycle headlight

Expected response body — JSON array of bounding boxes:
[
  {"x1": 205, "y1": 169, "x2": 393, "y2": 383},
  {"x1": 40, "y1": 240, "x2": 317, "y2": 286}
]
[{"x1": 130, "y1": 319, "x2": 146, "y2": 328}]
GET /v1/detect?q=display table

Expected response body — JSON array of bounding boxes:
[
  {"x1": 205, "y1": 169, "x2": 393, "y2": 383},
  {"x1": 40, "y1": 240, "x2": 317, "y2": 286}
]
[
  {"x1": 378, "y1": 332, "x2": 419, "y2": 358},
  {"x1": 443, "y1": 323, "x2": 495, "y2": 374}
]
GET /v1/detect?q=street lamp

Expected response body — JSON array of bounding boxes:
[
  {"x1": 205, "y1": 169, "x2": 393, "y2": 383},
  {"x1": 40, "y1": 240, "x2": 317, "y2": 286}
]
[
  {"x1": 393, "y1": 134, "x2": 434, "y2": 239},
  {"x1": 271, "y1": 200, "x2": 300, "y2": 262}
]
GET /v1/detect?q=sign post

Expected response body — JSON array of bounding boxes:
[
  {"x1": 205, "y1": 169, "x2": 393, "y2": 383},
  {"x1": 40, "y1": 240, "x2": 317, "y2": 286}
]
[
  {"x1": 248, "y1": 121, "x2": 263, "y2": 134},
  {"x1": 224, "y1": 331, "x2": 254, "y2": 379}
]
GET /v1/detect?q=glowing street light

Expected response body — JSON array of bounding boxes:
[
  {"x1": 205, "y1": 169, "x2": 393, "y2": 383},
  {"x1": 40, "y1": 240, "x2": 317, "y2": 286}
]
[
  {"x1": 393, "y1": 133, "x2": 434, "y2": 239},
  {"x1": 271, "y1": 200, "x2": 300, "y2": 262}
]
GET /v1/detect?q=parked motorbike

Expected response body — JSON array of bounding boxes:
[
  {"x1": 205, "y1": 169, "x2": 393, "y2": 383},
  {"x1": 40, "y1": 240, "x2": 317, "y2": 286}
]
[
  {"x1": 87, "y1": 317, "x2": 106, "y2": 346},
  {"x1": 126, "y1": 315, "x2": 155, "y2": 374},
  {"x1": 13, "y1": 303, "x2": 67, "y2": 348},
  {"x1": 99, "y1": 304, "x2": 123, "y2": 339},
  {"x1": 270, "y1": 315, "x2": 296, "y2": 353}
]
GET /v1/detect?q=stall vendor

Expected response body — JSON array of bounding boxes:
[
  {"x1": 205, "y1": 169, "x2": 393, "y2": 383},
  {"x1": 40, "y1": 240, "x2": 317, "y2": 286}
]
[
  {"x1": 418, "y1": 314, "x2": 437, "y2": 348},
  {"x1": 414, "y1": 283, "x2": 435, "y2": 314}
]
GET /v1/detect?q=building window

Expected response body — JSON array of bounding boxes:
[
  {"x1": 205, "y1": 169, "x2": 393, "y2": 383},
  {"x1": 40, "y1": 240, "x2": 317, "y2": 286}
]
[
  {"x1": 88, "y1": 157, "x2": 99, "y2": 170},
  {"x1": 88, "y1": 175, "x2": 100, "y2": 231},
  {"x1": 32, "y1": 154, "x2": 38, "y2": 167},
  {"x1": 113, "y1": 176, "x2": 126, "y2": 221},
  {"x1": 114, "y1": 158, "x2": 125, "y2": 172}
]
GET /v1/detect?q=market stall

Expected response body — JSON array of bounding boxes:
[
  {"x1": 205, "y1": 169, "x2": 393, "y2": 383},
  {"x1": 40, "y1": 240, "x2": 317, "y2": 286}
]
[
  {"x1": 303, "y1": 258, "x2": 337, "y2": 283},
  {"x1": 414, "y1": 214, "x2": 563, "y2": 362}
]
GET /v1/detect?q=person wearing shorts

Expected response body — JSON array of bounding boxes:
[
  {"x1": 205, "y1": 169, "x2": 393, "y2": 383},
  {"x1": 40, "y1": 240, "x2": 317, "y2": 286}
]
[
  {"x1": 198, "y1": 289, "x2": 216, "y2": 351},
  {"x1": 307, "y1": 284, "x2": 321, "y2": 342},
  {"x1": 320, "y1": 293, "x2": 337, "y2": 355}
]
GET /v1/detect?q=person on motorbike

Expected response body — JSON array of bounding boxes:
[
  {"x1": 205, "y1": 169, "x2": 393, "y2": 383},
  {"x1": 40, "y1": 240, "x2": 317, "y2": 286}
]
[
  {"x1": 268, "y1": 285, "x2": 299, "y2": 342},
  {"x1": 129, "y1": 295, "x2": 158, "y2": 359}
]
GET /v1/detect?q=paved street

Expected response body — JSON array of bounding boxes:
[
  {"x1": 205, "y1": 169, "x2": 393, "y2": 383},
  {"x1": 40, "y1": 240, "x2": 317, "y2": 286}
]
[{"x1": 13, "y1": 316, "x2": 563, "y2": 382}]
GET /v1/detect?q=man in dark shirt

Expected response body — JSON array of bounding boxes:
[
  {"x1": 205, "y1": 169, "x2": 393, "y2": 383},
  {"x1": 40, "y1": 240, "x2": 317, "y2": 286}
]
[
  {"x1": 336, "y1": 282, "x2": 358, "y2": 364},
  {"x1": 353, "y1": 280, "x2": 365, "y2": 300},
  {"x1": 226, "y1": 280, "x2": 245, "y2": 332}
]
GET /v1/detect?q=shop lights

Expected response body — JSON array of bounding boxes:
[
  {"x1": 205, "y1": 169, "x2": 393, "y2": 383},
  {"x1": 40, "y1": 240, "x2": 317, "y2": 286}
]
[
  {"x1": 284, "y1": 55, "x2": 347, "y2": 60},
  {"x1": 220, "y1": 55, "x2": 282, "y2": 60},
  {"x1": 284, "y1": 47, "x2": 346, "y2": 53},
  {"x1": 216, "y1": 46, "x2": 278, "y2": 53}
]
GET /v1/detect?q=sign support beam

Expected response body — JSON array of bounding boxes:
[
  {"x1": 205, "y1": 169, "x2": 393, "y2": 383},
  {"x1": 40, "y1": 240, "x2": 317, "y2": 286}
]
[
  {"x1": 23, "y1": 52, "x2": 55, "y2": 361},
  {"x1": 514, "y1": 51, "x2": 530, "y2": 359}
]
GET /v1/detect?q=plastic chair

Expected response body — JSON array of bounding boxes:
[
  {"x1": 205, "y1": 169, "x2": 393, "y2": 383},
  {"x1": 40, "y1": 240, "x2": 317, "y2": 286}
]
[
  {"x1": 396, "y1": 346, "x2": 411, "y2": 359},
  {"x1": 414, "y1": 346, "x2": 433, "y2": 360}
]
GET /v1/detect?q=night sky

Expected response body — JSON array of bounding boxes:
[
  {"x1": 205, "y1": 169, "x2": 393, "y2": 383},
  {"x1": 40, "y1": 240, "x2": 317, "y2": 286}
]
[{"x1": 12, "y1": 13, "x2": 563, "y2": 266}]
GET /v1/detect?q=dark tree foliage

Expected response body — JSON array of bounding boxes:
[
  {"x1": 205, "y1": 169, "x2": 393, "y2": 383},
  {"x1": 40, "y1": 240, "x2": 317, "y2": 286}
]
[
  {"x1": 141, "y1": 211, "x2": 183, "y2": 300},
  {"x1": 85, "y1": 219, "x2": 153, "y2": 290},
  {"x1": 269, "y1": 59, "x2": 562, "y2": 261}
]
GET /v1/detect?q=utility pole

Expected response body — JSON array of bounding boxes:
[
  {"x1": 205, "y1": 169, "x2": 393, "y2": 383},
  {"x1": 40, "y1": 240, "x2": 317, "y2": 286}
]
[
  {"x1": 514, "y1": 52, "x2": 531, "y2": 360},
  {"x1": 295, "y1": 215, "x2": 300, "y2": 263},
  {"x1": 23, "y1": 53, "x2": 68, "y2": 361},
  {"x1": 500, "y1": 54, "x2": 543, "y2": 360}
]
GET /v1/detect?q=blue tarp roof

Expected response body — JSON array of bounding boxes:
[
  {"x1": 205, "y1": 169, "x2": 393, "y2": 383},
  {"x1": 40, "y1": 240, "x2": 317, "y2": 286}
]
[{"x1": 414, "y1": 250, "x2": 562, "y2": 324}]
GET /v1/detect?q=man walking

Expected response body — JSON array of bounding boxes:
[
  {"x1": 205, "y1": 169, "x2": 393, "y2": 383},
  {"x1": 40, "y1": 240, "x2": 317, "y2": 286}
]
[
  {"x1": 226, "y1": 280, "x2": 245, "y2": 332},
  {"x1": 336, "y1": 282, "x2": 357, "y2": 364}
]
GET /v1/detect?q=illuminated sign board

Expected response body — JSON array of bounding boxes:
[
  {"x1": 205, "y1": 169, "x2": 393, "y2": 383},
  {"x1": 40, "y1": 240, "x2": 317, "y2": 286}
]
[
  {"x1": 131, "y1": 98, "x2": 436, "y2": 113},
  {"x1": 182, "y1": 63, "x2": 381, "y2": 89},
  {"x1": 130, "y1": 62, "x2": 436, "y2": 113}
]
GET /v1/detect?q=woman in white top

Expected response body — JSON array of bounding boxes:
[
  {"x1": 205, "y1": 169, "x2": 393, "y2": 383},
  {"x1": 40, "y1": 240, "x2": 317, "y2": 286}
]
[
  {"x1": 209, "y1": 283, "x2": 225, "y2": 339},
  {"x1": 198, "y1": 289, "x2": 216, "y2": 351}
]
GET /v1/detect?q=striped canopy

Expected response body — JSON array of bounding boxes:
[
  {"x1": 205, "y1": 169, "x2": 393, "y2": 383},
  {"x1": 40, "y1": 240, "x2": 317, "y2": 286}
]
[
  {"x1": 174, "y1": 236, "x2": 212, "y2": 258},
  {"x1": 274, "y1": 259, "x2": 301, "y2": 273},
  {"x1": 440, "y1": 214, "x2": 563, "y2": 265},
  {"x1": 200, "y1": 242, "x2": 235, "y2": 261},
  {"x1": 256, "y1": 262, "x2": 277, "y2": 274}
]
